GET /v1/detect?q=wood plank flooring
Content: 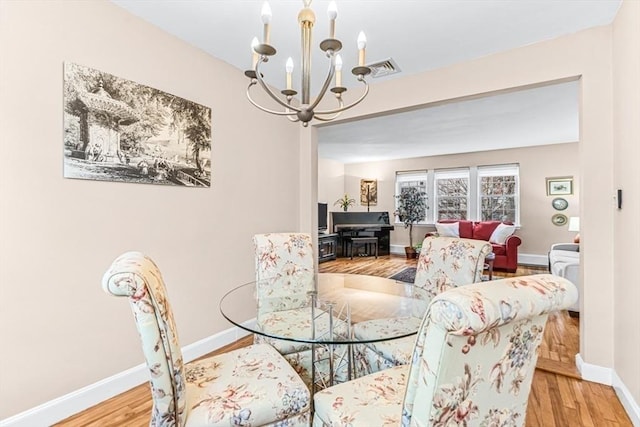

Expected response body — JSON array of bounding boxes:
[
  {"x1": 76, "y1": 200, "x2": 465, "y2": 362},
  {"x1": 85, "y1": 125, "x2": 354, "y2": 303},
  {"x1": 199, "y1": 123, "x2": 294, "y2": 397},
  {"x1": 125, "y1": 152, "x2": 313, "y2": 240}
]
[
  {"x1": 56, "y1": 256, "x2": 631, "y2": 427},
  {"x1": 320, "y1": 255, "x2": 582, "y2": 378}
]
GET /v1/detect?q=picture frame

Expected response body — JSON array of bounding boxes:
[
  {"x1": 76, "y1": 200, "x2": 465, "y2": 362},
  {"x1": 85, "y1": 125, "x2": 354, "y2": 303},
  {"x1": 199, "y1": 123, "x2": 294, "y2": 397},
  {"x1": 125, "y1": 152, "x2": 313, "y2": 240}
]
[
  {"x1": 63, "y1": 62, "x2": 212, "y2": 187},
  {"x1": 552, "y1": 213, "x2": 568, "y2": 226},
  {"x1": 546, "y1": 176, "x2": 573, "y2": 196},
  {"x1": 360, "y1": 179, "x2": 377, "y2": 206},
  {"x1": 551, "y1": 197, "x2": 569, "y2": 211}
]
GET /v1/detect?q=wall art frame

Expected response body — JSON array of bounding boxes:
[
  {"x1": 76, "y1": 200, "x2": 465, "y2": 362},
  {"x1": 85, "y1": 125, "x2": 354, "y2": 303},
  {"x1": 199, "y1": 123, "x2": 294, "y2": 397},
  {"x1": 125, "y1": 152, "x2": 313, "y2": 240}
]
[
  {"x1": 63, "y1": 62, "x2": 212, "y2": 187},
  {"x1": 552, "y1": 213, "x2": 568, "y2": 226},
  {"x1": 546, "y1": 176, "x2": 573, "y2": 196},
  {"x1": 552, "y1": 197, "x2": 569, "y2": 211},
  {"x1": 360, "y1": 179, "x2": 377, "y2": 206}
]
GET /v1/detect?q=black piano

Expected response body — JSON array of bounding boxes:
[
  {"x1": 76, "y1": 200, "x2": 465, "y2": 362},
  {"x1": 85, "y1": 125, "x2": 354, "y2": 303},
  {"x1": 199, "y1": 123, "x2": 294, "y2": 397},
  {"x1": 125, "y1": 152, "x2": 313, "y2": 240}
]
[{"x1": 331, "y1": 211, "x2": 395, "y2": 256}]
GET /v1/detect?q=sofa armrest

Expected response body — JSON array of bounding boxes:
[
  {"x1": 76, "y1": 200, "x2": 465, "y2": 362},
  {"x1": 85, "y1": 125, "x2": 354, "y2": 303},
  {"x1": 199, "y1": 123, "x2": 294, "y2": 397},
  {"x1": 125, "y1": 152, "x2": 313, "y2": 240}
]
[
  {"x1": 504, "y1": 234, "x2": 522, "y2": 249},
  {"x1": 550, "y1": 243, "x2": 579, "y2": 252}
]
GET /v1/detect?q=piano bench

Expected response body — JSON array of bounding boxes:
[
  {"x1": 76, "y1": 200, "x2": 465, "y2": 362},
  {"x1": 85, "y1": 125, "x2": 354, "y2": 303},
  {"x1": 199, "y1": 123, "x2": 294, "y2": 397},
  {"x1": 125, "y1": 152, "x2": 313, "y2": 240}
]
[{"x1": 346, "y1": 237, "x2": 378, "y2": 260}]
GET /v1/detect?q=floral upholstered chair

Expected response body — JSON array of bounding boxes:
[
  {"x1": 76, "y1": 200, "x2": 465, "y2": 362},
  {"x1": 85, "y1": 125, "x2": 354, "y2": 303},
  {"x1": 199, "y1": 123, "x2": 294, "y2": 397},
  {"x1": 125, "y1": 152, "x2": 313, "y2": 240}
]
[
  {"x1": 353, "y1": 236, "x2": 492, "y2": 375},
  {"x1": 102, "y1": 251, "x2": 310, "y2": 426},
  {"x1": 253, "y1": 233, "x2": 348, "y2": 388},
  {"x1": 313, "y1": 274, "x2": 578, "y2": 427}
]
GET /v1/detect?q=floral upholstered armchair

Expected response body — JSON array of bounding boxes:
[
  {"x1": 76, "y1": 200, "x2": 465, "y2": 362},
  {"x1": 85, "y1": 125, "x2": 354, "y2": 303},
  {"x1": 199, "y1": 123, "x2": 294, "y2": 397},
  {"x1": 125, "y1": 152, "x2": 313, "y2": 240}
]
[
  {"x1": 102, "y1": 251, "x2": 310, "y2": 426},
  {"x1": 253, "y1": 233, "x2": 348, "y2": 387},
  {"x1": 313, "y1": 274, "x2": 578, "y2": 427},
  {"x1": 353, "y1": 236, "x2": 492, "y2": 375}
]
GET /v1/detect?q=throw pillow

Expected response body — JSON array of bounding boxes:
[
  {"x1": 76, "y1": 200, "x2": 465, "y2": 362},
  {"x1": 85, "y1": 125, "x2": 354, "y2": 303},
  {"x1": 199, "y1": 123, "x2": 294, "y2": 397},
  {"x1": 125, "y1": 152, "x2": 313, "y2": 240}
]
[
  {"x1": 473, "y1": 221, "x2": 501, "y2": 240},
  {"x1": 489, "y1": 223, "x2": 516, "y2": 244},
  {"x1": 435, "y1": 222, "x2": 460, "y2": 238}
]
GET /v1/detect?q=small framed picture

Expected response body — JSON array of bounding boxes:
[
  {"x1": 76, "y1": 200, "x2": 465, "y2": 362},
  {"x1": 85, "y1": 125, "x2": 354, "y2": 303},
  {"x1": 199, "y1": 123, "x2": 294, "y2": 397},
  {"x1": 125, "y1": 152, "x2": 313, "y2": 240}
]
[
  {"x1": 551, "y1": 213, "x2": 568, "y2": 226},
  {"x1": 360, "y1": 179, "x2": 377, "y2": 206},
  {"x1": 546, "y1": 176, "x2": 573, "y2": 196}
]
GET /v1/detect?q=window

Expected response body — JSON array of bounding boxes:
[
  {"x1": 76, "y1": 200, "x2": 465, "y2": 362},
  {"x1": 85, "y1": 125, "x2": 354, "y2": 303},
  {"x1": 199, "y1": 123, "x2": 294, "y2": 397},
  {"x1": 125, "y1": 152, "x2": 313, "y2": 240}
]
[
  {"x1": 478, "y1": 164, "x2": 519, "y2": 223},
  {"x1": 394, "y1": 163, "x2": 520, "y2": 224},
  {"x1": 395, "y1": 171, "x2": 428, "y2": 223},
  {"x1": 434, "y1": 169, "x2": 469, "y2": 220}
]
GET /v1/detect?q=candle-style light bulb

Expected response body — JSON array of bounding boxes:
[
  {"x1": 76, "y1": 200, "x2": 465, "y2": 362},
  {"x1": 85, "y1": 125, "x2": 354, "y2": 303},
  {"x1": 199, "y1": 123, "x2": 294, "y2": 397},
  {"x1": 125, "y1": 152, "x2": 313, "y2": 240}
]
[
  {"x1": 251, "y1": 37, "x2": 259, "y2": 68},
  {"x1": 357, "y1": 31, "x2": 367, "y2": 66},
  {"x1": 285, "y1": 57, "x2": 294, "y2": 90},
  {"x1": 261, "y1": 2, "x2": 272, "y2": 44},
  {"x1": 334, "y1": 54, "x2": 343, "y2": 87},
  {"x1": 327, "y1": 1, "x2": 338, "y2": 39}
]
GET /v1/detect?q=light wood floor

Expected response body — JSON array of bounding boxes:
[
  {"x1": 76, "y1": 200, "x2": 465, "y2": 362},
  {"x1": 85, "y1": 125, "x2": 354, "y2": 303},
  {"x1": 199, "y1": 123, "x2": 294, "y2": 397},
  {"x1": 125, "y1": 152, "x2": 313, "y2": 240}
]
[
  {"x1": 320, "y1": 255, "x2": 582, "y2": 379},
  {"x1": 56, "y1": 256, "x2": 631, "y2": 427}
]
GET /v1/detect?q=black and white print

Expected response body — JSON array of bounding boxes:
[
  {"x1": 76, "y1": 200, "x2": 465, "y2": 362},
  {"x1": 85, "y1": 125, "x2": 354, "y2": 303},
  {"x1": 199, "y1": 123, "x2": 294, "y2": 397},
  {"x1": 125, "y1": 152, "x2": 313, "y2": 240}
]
[{"x1": 63, "y1": 62, "x2": 211, "y2": 187}]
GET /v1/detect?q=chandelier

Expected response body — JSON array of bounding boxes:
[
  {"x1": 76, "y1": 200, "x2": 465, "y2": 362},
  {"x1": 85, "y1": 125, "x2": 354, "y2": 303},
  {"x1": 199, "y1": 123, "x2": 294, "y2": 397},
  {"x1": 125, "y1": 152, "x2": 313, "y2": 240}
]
[{"x1": 244, "y1": 0, "x2": 371, "y2": 127}]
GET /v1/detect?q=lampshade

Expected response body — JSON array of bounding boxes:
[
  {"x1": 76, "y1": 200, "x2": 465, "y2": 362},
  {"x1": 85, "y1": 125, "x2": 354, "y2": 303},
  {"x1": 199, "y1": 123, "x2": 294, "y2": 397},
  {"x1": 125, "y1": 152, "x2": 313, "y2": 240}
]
[{"x1": 568, "y1": 217, "x2": 580, "y2": 232}]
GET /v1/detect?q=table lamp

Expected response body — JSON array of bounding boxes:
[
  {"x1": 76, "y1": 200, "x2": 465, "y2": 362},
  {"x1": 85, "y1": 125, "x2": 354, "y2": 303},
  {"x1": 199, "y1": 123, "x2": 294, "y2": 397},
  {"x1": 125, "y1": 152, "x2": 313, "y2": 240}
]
[{"x1": 568, "y1": 216, "x2": 580, "y2": 243}]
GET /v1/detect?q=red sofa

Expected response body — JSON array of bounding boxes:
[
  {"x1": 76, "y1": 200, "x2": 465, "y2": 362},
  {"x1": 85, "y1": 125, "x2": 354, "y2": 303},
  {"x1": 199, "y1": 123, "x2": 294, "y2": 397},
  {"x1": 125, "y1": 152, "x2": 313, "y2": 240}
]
[{"x1": 434, "y1": 220, "x2": 522, "y2": 272}]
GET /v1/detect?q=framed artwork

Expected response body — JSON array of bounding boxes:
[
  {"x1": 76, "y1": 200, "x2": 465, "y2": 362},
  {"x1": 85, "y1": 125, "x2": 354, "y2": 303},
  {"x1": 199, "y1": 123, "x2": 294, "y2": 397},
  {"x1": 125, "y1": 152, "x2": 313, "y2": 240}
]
[
  {"x1": 360, "y1": 179, "x2": 377, "y2": 206},
  {"x1": 551, "y1": 197, "x2": 568, "y2": 211},
  {"x1": 63, "y1": 62, "x2": 212, "y2": 187},
  {"x1": 552, "y1": 213, "x2": 568, "y2": 226},
  {"x1": 546, "y1": 176, "x2": 573, "y2": 196}
]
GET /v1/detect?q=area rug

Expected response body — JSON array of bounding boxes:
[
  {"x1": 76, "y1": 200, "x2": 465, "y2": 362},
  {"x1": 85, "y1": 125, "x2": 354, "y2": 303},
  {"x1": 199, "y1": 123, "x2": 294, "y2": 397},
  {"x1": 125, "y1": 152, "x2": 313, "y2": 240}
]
[
  {"x1": 389, "y1": 267, "x2": 417, "y2": 283},
  {"x1": 389, "y1": 267, "x2": 502, "y2": 283}
]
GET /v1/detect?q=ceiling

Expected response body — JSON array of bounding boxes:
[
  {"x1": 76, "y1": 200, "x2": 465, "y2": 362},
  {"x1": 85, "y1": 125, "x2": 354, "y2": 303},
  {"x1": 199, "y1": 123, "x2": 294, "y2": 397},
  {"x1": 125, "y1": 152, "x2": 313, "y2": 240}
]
[
  {"x1": 112, "y1": 0, "x2": 620, "y2": 163},
  {"x1": 318, "y1": 80, "x2": 580, "y2": 163}
]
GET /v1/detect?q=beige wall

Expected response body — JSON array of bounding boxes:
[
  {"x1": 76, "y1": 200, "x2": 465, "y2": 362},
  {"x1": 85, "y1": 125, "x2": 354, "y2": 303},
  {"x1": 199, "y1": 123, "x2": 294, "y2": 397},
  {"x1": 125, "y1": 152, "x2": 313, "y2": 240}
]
[
  {"x1": 613, "y1": 0, "x2": 640, "y2": 406},
  {"x1": 1, "y1": 0, "x2": 638, "y2": 421},
  {"x1": 0, "y1": 0, "x2": 300, "y2": 418},
  {"x1": 317, "y1": 158, "x2": 345, "y2": 213},
  {"x1": 311, "y1": 26, "x2": 616, "y2": 371},
  {"x1": 319, "y1": 142, "x2": 580, "y2": 256}
]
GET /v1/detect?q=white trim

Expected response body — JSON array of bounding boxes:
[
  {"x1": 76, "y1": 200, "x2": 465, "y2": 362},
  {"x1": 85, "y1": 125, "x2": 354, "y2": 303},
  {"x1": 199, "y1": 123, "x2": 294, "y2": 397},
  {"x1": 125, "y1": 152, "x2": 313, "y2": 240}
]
[
  {"x1": 575, "y1": 355, "x2": 640, "y2": 425},
  {"x1": 575, "y1": 353, "x2": 613, "y2": 385},
  {"x1": 390, "y1": 244, "x2": 405, "y2": 255},
  {"x1": 0, "y1": 321, "x2": 255, "y2": 427},
  {"x1": 518, "y1": 253, "x2": 548, "y2": 266},
  {"x1": 612, "y1": 371, "x2": 640, "y2": 426}
]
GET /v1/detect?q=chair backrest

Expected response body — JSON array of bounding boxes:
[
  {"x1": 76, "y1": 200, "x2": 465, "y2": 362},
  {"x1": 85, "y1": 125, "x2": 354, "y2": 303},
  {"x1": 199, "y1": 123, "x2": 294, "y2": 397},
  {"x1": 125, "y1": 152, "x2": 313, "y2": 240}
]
[
  {"x1": 102, "y1": 252, "x2": 186, "y2": 426},
  {"x1": 253, "y1": 233, "x2": 315, "y2": 315},
  {"x1": 253, "y1": 233, "x2": 315, "y2": 280},
  {"x1": 414, "y1": 236, "x2": 492, "y2": 300},
  {"x1": 402, "y1": 274, "x2": 578, "y2": 427}
]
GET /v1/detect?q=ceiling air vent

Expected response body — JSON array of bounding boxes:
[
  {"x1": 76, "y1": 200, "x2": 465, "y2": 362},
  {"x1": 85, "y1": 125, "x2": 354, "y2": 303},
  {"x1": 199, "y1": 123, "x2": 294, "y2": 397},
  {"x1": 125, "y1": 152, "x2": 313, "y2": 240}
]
[{"x1": 366, "y1": 58, "x2": 401, "y2": 78}]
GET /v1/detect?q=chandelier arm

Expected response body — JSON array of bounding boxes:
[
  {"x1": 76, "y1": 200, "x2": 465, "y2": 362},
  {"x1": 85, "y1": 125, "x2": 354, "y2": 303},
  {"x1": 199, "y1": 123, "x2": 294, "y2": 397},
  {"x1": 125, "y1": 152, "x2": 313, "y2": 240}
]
[
  {"x1": 313, "y1": 111, "x2": 343, "y2": 122},
  {"x1": 246, "y1": 84, "x2": 299, "y2": 117},
  {"x1": 254, "y1": 58, "x2": 303, "y2": 113},
  {"x1": 284, "y1": 105, "x2": 300, "y2": 121},
  {"x1": 314, "y1": 80, "x2": 370, "y2": 116},
  {"x1": 313, "y1": 96, "x2": 345, "y2": 121},
  {"x1": 307, "y1": 54, "x2": 336, "y2": 112}
]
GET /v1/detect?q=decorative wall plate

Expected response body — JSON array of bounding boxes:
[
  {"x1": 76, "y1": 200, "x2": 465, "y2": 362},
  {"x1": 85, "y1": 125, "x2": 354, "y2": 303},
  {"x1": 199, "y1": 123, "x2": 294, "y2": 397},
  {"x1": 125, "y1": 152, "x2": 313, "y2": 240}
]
[
  {"x1": 552, "y1": 197, "x2": 568, "y2": 211},
  {"x1": 552, "y1": 213, "x2": 568, "y2": 226}
]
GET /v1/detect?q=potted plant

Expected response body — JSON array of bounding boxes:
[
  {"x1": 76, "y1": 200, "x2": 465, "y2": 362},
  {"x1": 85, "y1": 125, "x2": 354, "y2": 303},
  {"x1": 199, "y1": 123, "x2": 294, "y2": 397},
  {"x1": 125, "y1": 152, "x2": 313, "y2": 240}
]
[
  {"x1": 396, "y1": 187, "x2": 427, "y2": 259},
  {"x1": 334, "y1": 194, "x2": 356, "y2": 212}
]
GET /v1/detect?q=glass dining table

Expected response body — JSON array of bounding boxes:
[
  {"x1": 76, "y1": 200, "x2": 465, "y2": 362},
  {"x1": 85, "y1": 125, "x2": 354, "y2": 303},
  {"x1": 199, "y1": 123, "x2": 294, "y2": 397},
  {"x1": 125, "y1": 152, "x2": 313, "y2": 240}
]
[{"x1": 219, "y1": 272, "x2": 428, "y2": 392}]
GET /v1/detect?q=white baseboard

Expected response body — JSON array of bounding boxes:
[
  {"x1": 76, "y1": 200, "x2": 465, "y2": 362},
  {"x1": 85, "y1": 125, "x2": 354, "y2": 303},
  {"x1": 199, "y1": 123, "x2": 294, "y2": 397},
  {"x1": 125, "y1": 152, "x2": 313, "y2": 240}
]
[
  {"x1": 0, "y1": 320, "x2": 255, "y2": 427},
  {"x1": 575, "y1": 353, "x2": 613, "y2": 385},
  {"x1": 576, "y1": 354, "x2": 640, "y2": 425},
  {"x1": 613, "y1": 371, "x2": 640, "y2": 426},
  {"x1": 390, "y1": 244, "x2": 405, "y2": 255},
  {"x1": 518, "y1": 253, "x2": 548, "y2": 266}
]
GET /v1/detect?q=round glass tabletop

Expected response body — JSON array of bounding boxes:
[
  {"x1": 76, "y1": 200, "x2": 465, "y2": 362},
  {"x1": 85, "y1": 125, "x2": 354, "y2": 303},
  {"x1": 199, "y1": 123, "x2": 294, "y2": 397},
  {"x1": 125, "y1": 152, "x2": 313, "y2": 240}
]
[{"x1": 219, "y1": 272, "x2": 428, "y2": 345}]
